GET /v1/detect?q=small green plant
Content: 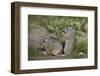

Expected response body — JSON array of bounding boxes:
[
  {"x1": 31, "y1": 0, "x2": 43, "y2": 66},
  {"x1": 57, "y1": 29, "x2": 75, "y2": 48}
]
[
  {"x1": 28, "y1": 48, "x2": 40, "y2": 57},
  {"x1": 71, "y1": 40, "x2": 88, "y2": 58}
]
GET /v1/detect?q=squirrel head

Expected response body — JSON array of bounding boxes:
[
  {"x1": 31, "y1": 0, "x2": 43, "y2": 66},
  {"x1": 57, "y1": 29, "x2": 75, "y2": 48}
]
[
  {"x1": 63, "y1": 27, "x2": 75, "y2": 33},
  {"x1": 62, "y1": 26, "x2": 75, "y2": 39}
]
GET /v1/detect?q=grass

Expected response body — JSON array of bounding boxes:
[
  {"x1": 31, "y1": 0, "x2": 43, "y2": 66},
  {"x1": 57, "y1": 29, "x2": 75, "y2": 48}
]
[
  {"x1": 28, "y1": 48, "x2": 40, "y2": 57},
  {"x1": 71, "y1": 40, "x2": 88, "y2": 58}
]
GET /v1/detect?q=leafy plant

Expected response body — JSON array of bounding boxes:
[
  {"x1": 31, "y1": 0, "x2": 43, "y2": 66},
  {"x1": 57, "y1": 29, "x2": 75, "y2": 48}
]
[
  {"x1": 28, "y1": 47, "x2": 40, "y2": 57},
  {"x1": 71, "y1": 40, "x2": 88, "y2": 58}
]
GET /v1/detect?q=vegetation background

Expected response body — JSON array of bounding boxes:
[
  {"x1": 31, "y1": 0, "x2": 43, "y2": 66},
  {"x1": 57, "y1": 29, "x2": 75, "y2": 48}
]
[{"x1": 28, "y1": 15, "x2": 88, "y2": 59}]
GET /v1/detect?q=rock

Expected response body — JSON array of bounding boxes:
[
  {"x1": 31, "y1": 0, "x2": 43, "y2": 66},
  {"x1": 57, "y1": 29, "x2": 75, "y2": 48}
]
[
  {"x1": 28, "y1": 24, "x2": 63, "y2": 56},
  {"x1": 28, "y1": 24, "x2": 50, "y2": 48}
]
